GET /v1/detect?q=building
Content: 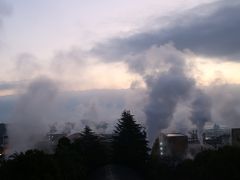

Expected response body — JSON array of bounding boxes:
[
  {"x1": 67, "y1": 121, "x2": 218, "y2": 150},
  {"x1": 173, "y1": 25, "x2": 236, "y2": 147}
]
[
  {"x1": 188, "y1": 130, "x2": 200, "y2": 144},
  {"x1": 159, "y1": 133, "x2": 188, "y2": 159},
  {"x1": 47, "y1": 133, "x2": 66, "y2": 145},
  {"x1": 99, "y1": 134, "x2": 113, "y2": 143},
  {"x1": 203, "y1": 124, "x2": 231, "y2": 148},
  {"x1": 68, "y1": 133, "x2": 81, "y2": 142},
  {"x1": 231, "y1": 128, "x2": 240, "y2": 147},
  {"x1": 35, "y1": 133, "x2": 66, "y2": 153},
  {"x1": 0, "y1": 123, "x2": 8, "y2": 156}
]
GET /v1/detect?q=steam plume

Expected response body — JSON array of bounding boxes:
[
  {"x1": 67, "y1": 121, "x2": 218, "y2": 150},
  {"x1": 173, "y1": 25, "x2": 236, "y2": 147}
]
[
  {"x1": 8, "y1": 77, "x2": 59, "y2": 152},
  {"x1": 190, "y1": 90, "x2": 212, "y2": 143}
]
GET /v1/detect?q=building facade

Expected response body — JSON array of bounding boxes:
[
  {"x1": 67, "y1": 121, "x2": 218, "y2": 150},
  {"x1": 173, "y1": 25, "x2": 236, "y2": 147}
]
[{"x1": 159, "y1": 133, "x2": 188, "y2": 159}]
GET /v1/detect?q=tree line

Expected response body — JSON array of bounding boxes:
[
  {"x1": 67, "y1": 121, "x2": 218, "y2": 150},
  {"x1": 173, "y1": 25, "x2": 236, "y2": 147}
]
[{"x1": 0, "y1": 110, "x2": 240, "y2": 180}]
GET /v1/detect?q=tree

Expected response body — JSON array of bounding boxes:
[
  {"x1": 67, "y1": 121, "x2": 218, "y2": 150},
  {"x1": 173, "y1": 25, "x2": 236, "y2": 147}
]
[
  {"x1": 150, "y1": 137, "x2": 160, "y2": 160},
  {"x1": 0, "y1": 150, "x2": 62, "y2": 180},
  {"x1": 55, "y1": 137, "x2": 71, "y2": 155},
  {"x1": 55, "y1": 137, "x2": 87, "y2": 180},
  {"x1": 112, "y1": 110, "x2": 149, "y2": 169},
  {"x1": 73, "y1": 126, "x2": 108, "y2": 171}
]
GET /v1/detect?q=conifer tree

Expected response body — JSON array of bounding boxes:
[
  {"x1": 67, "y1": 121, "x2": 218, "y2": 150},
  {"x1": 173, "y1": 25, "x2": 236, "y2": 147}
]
[
  {"x1": 73, "y1": 126, "x2": 107, "y2": 170},
  {"x1": 112, "y1": 110, "x2": 149, "y2": 169}
]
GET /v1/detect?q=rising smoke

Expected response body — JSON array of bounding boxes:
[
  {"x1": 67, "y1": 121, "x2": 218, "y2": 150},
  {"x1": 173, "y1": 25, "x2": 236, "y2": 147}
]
[
  {"x1": 190, "y1": 89, "x2": 212, "y2": 144},
  {"x1": 5, "y1": 0, "x2": 240, "y2": 151},
  {"x1": 145, "y1": 67, "x2": 195, "y2": 142},
  {"x1": 6, "y1": 77, "x2": 143, "y2": 152},
  {"x1": 91, "y1": 0, "x2": 240, "y2": 141},
  {"x1": 208, "y1": 84, "x2": 240, "y2": 128},
  {"x1": 129, "y1": 44, "x2": 196, "y2": 142},
  {"x1": 131, "y1": 46, "x2": 215, "y2": 143},
  {"x1": 89, "y1": 0, "x2": 240, "y2": 142},
  {"x1": 8, "y1": 77, "x2": 59, "y2": 153}
]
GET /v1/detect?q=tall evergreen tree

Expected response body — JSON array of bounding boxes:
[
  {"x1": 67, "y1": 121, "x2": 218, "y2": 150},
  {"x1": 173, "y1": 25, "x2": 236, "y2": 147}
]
[
  {"x1": 73, "y1": 126, "x2": 107, "y2": 171},
  {"x1": 112, "y1": 110, "x2": 149, "y2": 169}
]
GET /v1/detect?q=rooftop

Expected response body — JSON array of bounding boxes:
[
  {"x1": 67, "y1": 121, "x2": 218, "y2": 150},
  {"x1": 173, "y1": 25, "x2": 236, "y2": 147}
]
[{"x1": 166, "y1": 133, "x2": 186, "y2": 137}]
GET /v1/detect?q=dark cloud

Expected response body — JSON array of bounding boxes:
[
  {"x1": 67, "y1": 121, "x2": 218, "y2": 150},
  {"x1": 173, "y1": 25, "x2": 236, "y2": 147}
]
[
  {"x1": 92, "y1": 0, "x2": 240, "y2": 61},
  {"x1": 0, "y1": 81, "x2": 23, "y2": 91},
  {"x1": 0, "y1": 82, "x2": 16, "y2": 91},
  {"x1": 0, "y1": 95, "x2": 15, "y2": 122}
]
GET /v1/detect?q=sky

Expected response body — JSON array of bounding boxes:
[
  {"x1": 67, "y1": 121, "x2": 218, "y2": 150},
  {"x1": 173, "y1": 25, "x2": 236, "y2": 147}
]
[
  {"x1": 1, "y1": 0, "x2": 240, "y2": 151},
  {"x1": 2, "y1": 0, "x2": 239, "y2": 94}
]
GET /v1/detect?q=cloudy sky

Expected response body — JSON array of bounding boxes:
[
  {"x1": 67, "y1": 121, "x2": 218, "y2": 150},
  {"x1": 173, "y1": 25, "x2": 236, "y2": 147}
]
[
  {"x1": 1, "y1": 0, "x2": 240, "y2": 150},
  {"x1": 0, "y1": 0, "x2": 239, "y2": 95}
]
